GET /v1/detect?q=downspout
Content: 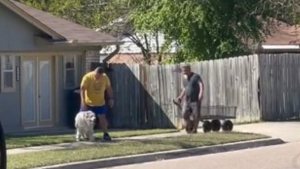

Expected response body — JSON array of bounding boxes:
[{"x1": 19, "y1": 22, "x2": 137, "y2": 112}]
[{"x1": 102, "y1": 45, "x2": 121, "y2": 63}]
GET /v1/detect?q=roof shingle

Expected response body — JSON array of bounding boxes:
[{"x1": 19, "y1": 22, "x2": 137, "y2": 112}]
[
  {"x1": 264, "y1": 21, "x2": 300, "y2": 45},
  {"x1": 6, "y1": 0, "x2": 120, "y2": 44}
]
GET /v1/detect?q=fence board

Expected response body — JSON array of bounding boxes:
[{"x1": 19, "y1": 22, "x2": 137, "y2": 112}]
[
  {"x1": 295, "y1": 55, "x2": 300, "y2": 118},
  {"x1": 279, "y1": 54, "x2": 284, "y2": 120},
  {"x1": 253, "y1": 55, "x2": 260, "y2": 121},
  {"x1": 269, "y1": 55, "x2": 275, "y2": 120},
  {"x1": 259, "y1": 53, "x2": 300, "y2": 121},
  {"x1": 108, "y1": 54, "x2": 265, "y2": 128},
  {"x1": 202, "y1": 61, "x2": 209, "y2": 107}
]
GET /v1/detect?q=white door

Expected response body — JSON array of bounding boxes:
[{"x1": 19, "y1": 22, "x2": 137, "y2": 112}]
[
  {"x1": 21, "y1": 57, "x2": 37, "y2": 127},
  {"x1": 38, "y1": 58, "x2": 53, "y2": 126},
  {"x1": 21, "y1": 56, "x2": 54, "y2": 128}
]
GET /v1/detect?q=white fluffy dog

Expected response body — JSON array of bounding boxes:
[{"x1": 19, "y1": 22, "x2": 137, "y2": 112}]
[{"x1": 75, "y1": 110, "x2": 96, "y2": 142}]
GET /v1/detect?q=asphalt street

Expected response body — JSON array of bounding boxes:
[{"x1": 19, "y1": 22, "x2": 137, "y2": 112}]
[{"x1": 103, "y1": 142, "x2": 300, "y2": 169}]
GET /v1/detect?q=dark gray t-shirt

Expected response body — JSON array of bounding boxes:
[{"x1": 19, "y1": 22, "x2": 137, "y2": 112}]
[{"x1": 182, "y1": 73, "x2": 203, "y2": 102}]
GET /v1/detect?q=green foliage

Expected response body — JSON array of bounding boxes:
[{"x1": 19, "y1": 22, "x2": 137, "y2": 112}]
[
  {"x1": 130, "y1": 0, "x2": 300, "y2": 63},
  {"x1": 130, "y1": 0, "x2": 259, "y2": 62},
  {"x1": 18, "y1": 0, "x2": 127, "y2": 29},
  {"x1": 18, "y1": 0, "x2": 300, "y2": 64}
]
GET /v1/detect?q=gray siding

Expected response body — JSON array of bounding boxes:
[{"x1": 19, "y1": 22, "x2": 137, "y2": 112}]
[
  {"x1": 0, "y1": 57, "x2": 21, "y2": 132},
  {"x1": 56, "y1": 56, "x2": 66, "y2": 126},
  {"x1": 58, "y1": 54, "x2": 85, "y2": 127},
  {"x1": 0, "y1": 54, "x2": 87, "y2": 133},
  {"x1": 0, "y1": 4, "x2": 101, "y2": 52},
  {"x1": 86, "y1": 51, "x2": 100, "y2": 72},
  {"x1": 0, "y1": 3, "x2": 102, "y2": 133},
  {"x1": 0, "y1": 4, "x2": 43, "y2": 51}
]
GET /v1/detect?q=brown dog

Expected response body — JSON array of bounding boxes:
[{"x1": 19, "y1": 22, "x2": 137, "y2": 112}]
[{"x1": 173, "y1": 99, "x2": 195, "y2": 133}]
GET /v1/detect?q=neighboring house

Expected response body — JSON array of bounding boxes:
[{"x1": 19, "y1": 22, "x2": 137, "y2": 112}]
[
  {"x1": 100, "y1": 32, "x2": 177, "y2": 64},
  {"x1": 98, "y1": 17, "x2": 177, "y2": 64},
  {"x1": 258, "y1": 21, "x2": 300, "y2": 52},
  {"x1": 0, "y1": 0, "x2": 122, "y2": 133}
]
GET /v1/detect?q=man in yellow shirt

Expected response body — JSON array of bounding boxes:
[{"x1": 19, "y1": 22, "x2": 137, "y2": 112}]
[{"x1": 80, "y1": 67, "x2": 114, "y2": 141}]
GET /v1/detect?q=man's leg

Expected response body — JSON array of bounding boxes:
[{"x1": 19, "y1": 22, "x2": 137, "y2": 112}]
[
  {"x1": 182, "y1": 102, "x2": 191, "y2": 128},
  {"x1": 191, "y1": 102, "x2": 201, "y2": 133},
  {"x1": 94, "y1": 105, "x2": 111, "y2": 141}
]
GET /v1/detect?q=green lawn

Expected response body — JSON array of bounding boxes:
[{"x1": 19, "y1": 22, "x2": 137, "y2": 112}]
[
  {"x1": 5, "y1": 129, "x2": 178, "y2": 149},
  {"x1": 8, "y1": 132, "x2": 269, "y2": 169}
]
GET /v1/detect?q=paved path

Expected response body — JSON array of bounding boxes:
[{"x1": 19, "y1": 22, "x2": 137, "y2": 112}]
[
  {"x1": 105, "y1": 142, "x2": 300, "y2": 169},
  {"x1": 233, "y1": 122, "x2": 300, "y2": 142}
]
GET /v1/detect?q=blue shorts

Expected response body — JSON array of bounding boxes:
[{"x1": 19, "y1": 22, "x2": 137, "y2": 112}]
[{"x1": 81, "y1": 105, "x2": 107, "y2": 115}]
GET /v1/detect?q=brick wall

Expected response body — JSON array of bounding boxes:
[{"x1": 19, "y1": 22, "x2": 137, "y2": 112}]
[{"x1": 85, "y1": 50, "x2": 100, "y2": 72}]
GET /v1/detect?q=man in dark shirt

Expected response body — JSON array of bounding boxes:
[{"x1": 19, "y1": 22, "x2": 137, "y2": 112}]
[{"x1": 177, "y1": 64, "x2": 204, "y2": 133}]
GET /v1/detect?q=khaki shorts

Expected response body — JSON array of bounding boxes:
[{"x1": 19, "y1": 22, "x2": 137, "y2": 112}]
[{"x1": 182, "y1": 102, "x2": 201, "y2": 121}]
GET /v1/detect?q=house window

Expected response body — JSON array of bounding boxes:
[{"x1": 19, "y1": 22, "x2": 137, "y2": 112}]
[
  {"x1": 1, "y1": 55, "x2": 16, "y2": 92},
  {"x1": 64, "y1": 55, "x2": 77, "y2": 89}
]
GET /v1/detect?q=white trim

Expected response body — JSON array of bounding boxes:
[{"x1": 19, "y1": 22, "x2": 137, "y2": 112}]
[
  {"x1": 63, "y1": 55, "x2": 78, "y2": 89},
  {"x1": 52, "y1": 41, "x2": 124, "y2": 46},
  {"x1": 21, "y1": 56, "x2": 55, "y2": 128},
  {"x1": 54, "y1": 55, "x2": 60, "y2": 124},
  {"x1": 38, "y1": 59, "x2": 53, "y2": 122},
  {"x1": 1, "y1": 55, "x2": 16, "y2": 93},
  {"x1": 23, "y1": 125, "x2": 53, "y2": 130},
  {"x1": 20, "y1": 57, "x2": 37, "y2": 125},
  {"x1": 262, "y1": 45, "x2": 300, "y2": 49}
]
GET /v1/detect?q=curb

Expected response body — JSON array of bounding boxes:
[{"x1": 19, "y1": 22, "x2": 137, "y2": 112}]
[{"x1": 34, "y1": 138, "x2": 284, "y2": 169}]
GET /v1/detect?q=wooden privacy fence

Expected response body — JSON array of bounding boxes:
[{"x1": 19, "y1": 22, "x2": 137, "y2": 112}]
[
  {"x1": 107, "y1": 54, "x2": 261, "y2": 129},
  {"x1": 259, "y1": 53, "x2": 300, "y2": 120}
]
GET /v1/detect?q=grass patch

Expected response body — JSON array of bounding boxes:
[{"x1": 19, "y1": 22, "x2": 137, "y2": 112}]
[
  {"x1": 8, "y1": 132, "x2": 268, "y2": 169},
  {"x1": 6, "y1": 129, "x2": 178, "y2": 149}
]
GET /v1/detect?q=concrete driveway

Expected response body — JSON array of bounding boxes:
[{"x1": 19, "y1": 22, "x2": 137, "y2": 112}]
[{"x1": 234, "y1": 122, "x2": 300, "y2": 142}]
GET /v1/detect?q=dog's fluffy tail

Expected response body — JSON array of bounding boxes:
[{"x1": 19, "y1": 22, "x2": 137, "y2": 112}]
[
  {"x1": 75, "y1": 114, "x2": 79, "y2": 129},
  {"x1": 75, "y1": 121, "x2": 78, "y2": 129}
]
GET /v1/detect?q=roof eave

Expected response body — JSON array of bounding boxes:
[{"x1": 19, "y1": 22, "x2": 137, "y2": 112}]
[
  {"x1": 261, "y1": 45, "x2": 300, "y2": 49},
  {"x1": 52, "y1": 40, "x2": 124, "y2": 47},
  {"x1": 257, "y1": 44, "x2": 300, "y2": 53}
]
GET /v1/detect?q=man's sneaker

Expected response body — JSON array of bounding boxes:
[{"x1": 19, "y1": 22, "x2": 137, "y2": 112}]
[{"x1": 103, "y1": 133, "x2": 112, "y2": 141}]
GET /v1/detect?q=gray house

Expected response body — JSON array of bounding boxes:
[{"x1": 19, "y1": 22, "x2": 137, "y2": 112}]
[{"x1": 0, "y1": 0, "x2": 122, "y2": 133}]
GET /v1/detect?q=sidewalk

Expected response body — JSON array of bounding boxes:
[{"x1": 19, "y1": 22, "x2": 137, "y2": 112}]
[
  {"x1": 233, "y1": 122, "x2": 300, "y2": 142},
  {"x1": 8, "y1": 131, "x2": 186, "y2": 155}
]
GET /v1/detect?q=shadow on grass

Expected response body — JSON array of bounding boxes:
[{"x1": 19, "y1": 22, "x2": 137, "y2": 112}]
[
  {"x1": 53, "y1": 134, "x2": 220, "y2": 152},
  {"x1": 137, "y1": 139, "x2": 199, "y2": 149},
  {"x1": 52, "y1": 138, "x2": 199, "y2": 153}
]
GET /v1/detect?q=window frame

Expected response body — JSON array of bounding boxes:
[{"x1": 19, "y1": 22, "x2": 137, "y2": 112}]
[
  {"x1": 63, "y1": 54, "x2": 77, "y2": 89},
  {"x1": 1, "y1": 55, "x2": 16, "y2": 93}
]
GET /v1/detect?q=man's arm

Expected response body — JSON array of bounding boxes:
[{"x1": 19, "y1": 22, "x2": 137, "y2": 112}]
[
  {"x1": 105, "y1": 76, "x2": 114, "y2": 99},
  {"x1": 178, "y1": 88, "x2": 185, "y2": 101},
  {"x1": 106, "y1": 86, "x2": 113, "y2": 99},
  {"x1": 198, "y1": 75, "x2": 204, "y2": 101},
  {"x1": 177, "y1": 77, "x2": 186, "y2": 101},
  {"x1": 80, "y1": 76, "x2": 88, "y2": 106},
  {"x1": 80, "y1": 86, "x2": 86, "y2": 105},
  {"x1": 198, "y1": 82, "x2": 204, "y2": 100}
]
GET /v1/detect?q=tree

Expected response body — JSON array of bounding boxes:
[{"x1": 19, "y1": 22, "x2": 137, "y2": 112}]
[
  {"x1": 19, "y1": 0, "x2": 300, "y2": 64},
  {"x1": 99, "y1": 17, "x2": 167, "y2": 65},
  {"x1": 19, "y1": 0, "x2": 164, "y2": 64},
  {"x1": 18, "y1": 0, "x2": 127, "y2": 29},
  {"x1": 129, "y1": 0, "x2": 300, "y2": 63}
]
